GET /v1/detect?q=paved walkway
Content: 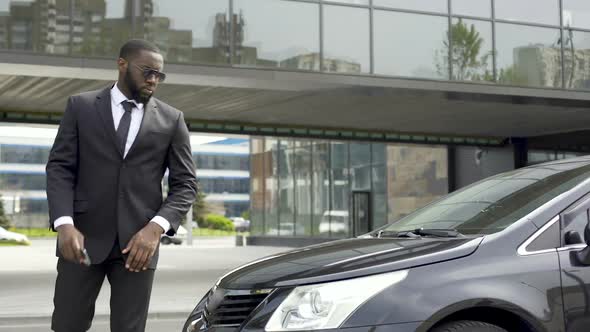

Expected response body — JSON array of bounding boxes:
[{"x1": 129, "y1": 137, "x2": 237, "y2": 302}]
[{"x1": 0, "y1": 238, "x2": 290, "y2": 322}]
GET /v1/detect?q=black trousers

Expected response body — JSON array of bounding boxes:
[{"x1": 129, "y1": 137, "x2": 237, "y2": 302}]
[{"x1": 51, "y1": 241, "x2": 155, "y2": 332}]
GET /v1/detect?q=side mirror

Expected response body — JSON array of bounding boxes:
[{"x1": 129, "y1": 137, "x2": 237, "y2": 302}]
[{"x1": 575, "y1": 221, "x2": 590, "y2": 265}]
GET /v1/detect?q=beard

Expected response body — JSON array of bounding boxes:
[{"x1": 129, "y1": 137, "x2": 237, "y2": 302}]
[{"x1": 124, "y1": 67, "x2": 152, "y2": 104}]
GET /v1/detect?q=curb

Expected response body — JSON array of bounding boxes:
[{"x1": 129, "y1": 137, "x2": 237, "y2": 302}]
[{"x1": 0, "y1": 311, "x2": 189, "y2": 326}]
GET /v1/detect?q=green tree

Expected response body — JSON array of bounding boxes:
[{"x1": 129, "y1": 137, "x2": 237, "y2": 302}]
[
  {"x1": 241, "y1": 210, "x2": 250, "y2": 221},
  {"x1": 436, "y1": 19, "x2": 493, "y2": 82},
  {"x1": 0, "y1": 195, "x2": 11, "y2": 228},
  {"x1": 497, "y1": 64, "x2": 529, "y2": 85}
]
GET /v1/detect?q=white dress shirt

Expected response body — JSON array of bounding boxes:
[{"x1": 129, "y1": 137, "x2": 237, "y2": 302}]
[{"x1": 53, "y1": 83, "x2": 170, "y2": 233}]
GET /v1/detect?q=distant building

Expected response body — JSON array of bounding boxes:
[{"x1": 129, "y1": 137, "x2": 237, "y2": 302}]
[
  {"x1": 0, "y1": 127, "x2": 250, "y2": 228},
  {"x1": 280, "y1": 52, "x2": 361, "y2": 73},
  {"x1": 512, "y1": 44, "x2": 590, "y2": 89}
]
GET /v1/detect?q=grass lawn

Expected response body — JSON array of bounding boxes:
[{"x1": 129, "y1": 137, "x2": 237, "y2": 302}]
[
  {"x1": 9, "y1": 227, "x2": 56, "y2": 238},
  {"x1": 192, "y1": 228, "x2": 249, "y2": 237},
  {"x1": 0, "y1": 239, "x2": 31, "y2": 246}
]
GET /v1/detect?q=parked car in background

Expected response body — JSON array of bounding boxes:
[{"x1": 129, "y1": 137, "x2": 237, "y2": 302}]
[
  {"x1": 230, "y1": 217, "x2": 250, "y2": 232},
  {"x1": 265, "y1": 222, "x2": 304, "y2": 236},
  {"x1": 0, "y1": 226, "x2": 30, "y2": 245},
  {"x1": 160, "y1": 225, "x2": 187, "y2": 245},
  {"x1": 318, "y1": 210, "x2": 349, "y2": 235},
  {"x1": 184, "y1": 156, "x2": 590, "y2": 332}
]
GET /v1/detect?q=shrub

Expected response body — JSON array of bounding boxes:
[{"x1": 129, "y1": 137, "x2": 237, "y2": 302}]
[{"x1": 203, "y1": 214, "x2": 235, "y2": 232}]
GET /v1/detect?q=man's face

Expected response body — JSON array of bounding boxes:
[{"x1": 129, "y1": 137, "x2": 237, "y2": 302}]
[{"x1": 122, "y1": 50, "x2": 164, "y2": 104}]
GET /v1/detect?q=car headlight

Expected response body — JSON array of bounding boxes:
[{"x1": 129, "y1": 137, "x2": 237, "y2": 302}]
[{"x1": 265, "y1": 270, "x2": 408, "y2": 331}]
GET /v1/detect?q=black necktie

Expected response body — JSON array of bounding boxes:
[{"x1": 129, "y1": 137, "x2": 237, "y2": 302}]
[{"x1": 117, "y1": 101, "x2": 134, "y2": 155}]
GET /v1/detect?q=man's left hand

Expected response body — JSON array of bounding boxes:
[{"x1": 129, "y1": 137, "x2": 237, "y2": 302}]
[{"x1": 122, "y1": 222, "x2": 164, "y2": 272}]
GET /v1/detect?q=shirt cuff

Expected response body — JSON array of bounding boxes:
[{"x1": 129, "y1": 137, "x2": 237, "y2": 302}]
[
  {"x1": 150, "y1": 216, "x2": 170, "y2": 233},
  {"x1": 54, "y1": 216, "x2": 74, "y2": 229}
]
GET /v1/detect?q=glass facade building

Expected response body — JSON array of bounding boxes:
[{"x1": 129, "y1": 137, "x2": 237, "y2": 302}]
[
  {"x1": 250, "y1": 137, "x2": 449, "y2": 239},
  {"x1": 0, "y1": 0, "x2": 585, "y2": 90},
  {"x1": 0, "y1": 128, "x2": 250, "y2": 227},
  {"x1": 0, "y1": 0, "x2": 588, "y2": 243}
]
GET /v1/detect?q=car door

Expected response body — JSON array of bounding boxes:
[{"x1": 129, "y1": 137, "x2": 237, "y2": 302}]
[{"x1": 558, "y1": 193, "x2": 590, "y2": 331}]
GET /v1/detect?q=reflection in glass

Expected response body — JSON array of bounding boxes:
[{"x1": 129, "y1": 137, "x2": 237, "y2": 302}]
[
  {"x1": 562, "y1": 29, "x2": 590, "y2": 90},
  {"x1": 0, "y1": 145, "x2": 50, "y2": 164},
  {"x1": 371, "y1": 144, "x2": 387, "y2": 229},
  {"x1": 294, "y1": 142, "x2": 312, "y2": 236},
  {"x1": 324, "y1": 0, "x2": 369, "y2": 5},
  {"x1": 323, "y1": 5, "x2": 369, "y2": 73},
  {"x1": 494, "y1": 0, "x2": 559, "y2": 25},
  {"x1": 278, "y1": 140, "x2": 295, "y2": 235},
  {"x1": 527, "y1": 149, "x2": 583, "y2": 165},
  {"x1": 452, "y1": 0, "x2": 491, "y2": 18},
  {"x1": 329, "y1": 142, "x2": 350, "y2": 238},
  {"x1": 374, "y1": 11, "x2": 447, "y2": 79},
  {"x1": 563, "y1": 0, "x2": 590, "y2": 30},
  {"x1": 263, "y1": 138, "x2": 279, "y2": 236},
  {"x1": 312, "y1": 142, "x2": 330, "y2": 237},
  {"x1": 373, "y1": 0, "x2": 448, "y2": 13},
  {"x1": 386, "y1": 144, "x2": 448, "y2": 223},
  {"x1": 151, "y1": 0, "x2": 230, "y2": 64},
  {"x1": 234, "y1": 0, "x2": 319, "y2": 70},
  {"x1": 450, "y1": 18, "x2": 493, "y2": 82},
  {"x1": 495, "y1": 24, "x2": 561, "y2": 88}
]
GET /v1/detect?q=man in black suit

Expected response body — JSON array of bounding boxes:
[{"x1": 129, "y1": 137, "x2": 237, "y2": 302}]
[{"x1": 46, "y1": 39, "x2": 198, "y2": 332}]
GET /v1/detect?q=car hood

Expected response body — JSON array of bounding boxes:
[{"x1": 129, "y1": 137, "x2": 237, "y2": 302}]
[{"x1": 218, "y1": 236, "x2": 483, "y2": 289}]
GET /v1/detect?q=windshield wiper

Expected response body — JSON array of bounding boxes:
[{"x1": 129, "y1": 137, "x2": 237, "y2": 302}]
[{"x1": 375, "y1": 228, "x2": 464, "y2": 238}]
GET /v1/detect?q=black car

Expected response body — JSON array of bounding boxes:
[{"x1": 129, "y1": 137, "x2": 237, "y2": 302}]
[{"x1": 183, "y1": 157, "x2": 590, "y2": 332}]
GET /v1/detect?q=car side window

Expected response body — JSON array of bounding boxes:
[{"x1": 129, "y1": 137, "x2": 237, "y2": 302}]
[
  {"x1": 561, "y1": 212, "x2": 588, "y2": 245},
  {"x1": 561, "y1": 194, "x2": 590, "y2": 246},
  {"x1": 526, "y1": 219, "x2": 560, "y2": 252}
]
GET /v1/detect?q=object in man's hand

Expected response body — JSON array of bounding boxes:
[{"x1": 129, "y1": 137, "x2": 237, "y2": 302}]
[{"x1": 81, "y1": 248, "x2": 91, "y2": 266}]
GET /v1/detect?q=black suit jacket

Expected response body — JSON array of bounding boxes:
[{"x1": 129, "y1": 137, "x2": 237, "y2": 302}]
[{"x1": 46, "y1": 86, "x2": 198, "y2": 268}]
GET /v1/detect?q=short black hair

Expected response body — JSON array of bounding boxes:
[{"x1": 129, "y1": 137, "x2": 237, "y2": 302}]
[{"x1": 119, "y1": 39, "x2": 160, "y2": 60}]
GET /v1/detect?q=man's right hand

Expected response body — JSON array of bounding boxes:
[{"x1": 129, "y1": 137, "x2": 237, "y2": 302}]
[{"x1": 56, "y1": 224, "x2": 86, "y2": 264}]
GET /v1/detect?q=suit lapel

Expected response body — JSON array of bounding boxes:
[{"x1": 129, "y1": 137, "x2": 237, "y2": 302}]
[
  {"x1": 125, "y1": 98, "x2": 157, "y2": 159},
  {"x1": 95, "y1": 87, "x2": 123, "y2": 158}
]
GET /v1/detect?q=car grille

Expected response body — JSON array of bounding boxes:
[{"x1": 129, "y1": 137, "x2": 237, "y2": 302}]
[{"x1": 204, "y1": 289, "x2": 271, "y2": 327}]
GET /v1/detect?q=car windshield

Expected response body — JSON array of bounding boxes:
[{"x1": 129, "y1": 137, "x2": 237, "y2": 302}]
[{"x1": 381, "y1": 160, "x2": 590, "y2": 235}]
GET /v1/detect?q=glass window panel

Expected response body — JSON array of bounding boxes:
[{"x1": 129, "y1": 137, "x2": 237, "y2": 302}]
[
  {"x1": 373, "y1": 0, "x2": 448, "y2": 13},
  {"x1": 495, "y1": 0, "x2": 559, "y2": 26},
  {"x1": 563, "y1": 29, "x2": 590, "y2": 90},
  {"x1": 372, "y1": 164, "x2": 388, "y2": 229},
  {"x1": 325, "y1": 0, "x2": 369, "y2": 5},
  {"x1": 374, "y1": 11, "x2": 448, "y2": 79},
  {"x1": 387, "y1": 144, "x2": 448, "y2": 223},
  {"x1": 496, "y1": 24, "x2": 562, "y2": 88},
  {"x1": 563, "y1": 0, "x2": 590, "y2": 30},
  {"x1": 313, "y1": 142, "x2": 331, "y2": 237},
  {"x1": 234, "y1": 0, "x2": 319, "y2": 70},
  {"x1": 293, "y1": 142, "x2": 312, "y2": 236},
  {"x1": 141, "y1": 0, "x2": 230, "y2": 64},
  {"x1": 0, "y1": 173, "x2": 46, "y2": 190},
  {"x1": 350, "y1": 143, "x2": 370, "y2": 191},
  {"x1": 0, "y1": 145, "x2": 50, "y2": 164},
  {"x1": 452, "y1": 0, "x2": 491, "y2": 18},
  {"x1": 450, "y1": 18, "x2": 494, "y2": 82},
  {"x1": 264, "y1": 138, "x2": 279, "y2": 235},
  {"x1": 371, "y1": 143, "x2": 387, "y2": 165},
  {"x1": 323, "y1": 5, "x2": 369, "y2": 73},
  {"x1": 249, "y1": 137, "x2": 265, "y2": 235},
  {"x1": 330, "y1": 142, "x2": 350, "y2": 238},
  {"x1": 278, "y1": 140, "x2": 295, "y2": 236}
]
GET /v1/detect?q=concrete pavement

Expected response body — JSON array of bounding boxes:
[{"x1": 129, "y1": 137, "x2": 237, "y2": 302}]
[{"x1": 0, "y1": 238, "x2": 291, "y2": 331}]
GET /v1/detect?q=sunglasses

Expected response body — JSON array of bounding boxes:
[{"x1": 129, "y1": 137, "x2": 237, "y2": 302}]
[{"x1": 130, "y1": 63, "x2": 166, "y2": 82}]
